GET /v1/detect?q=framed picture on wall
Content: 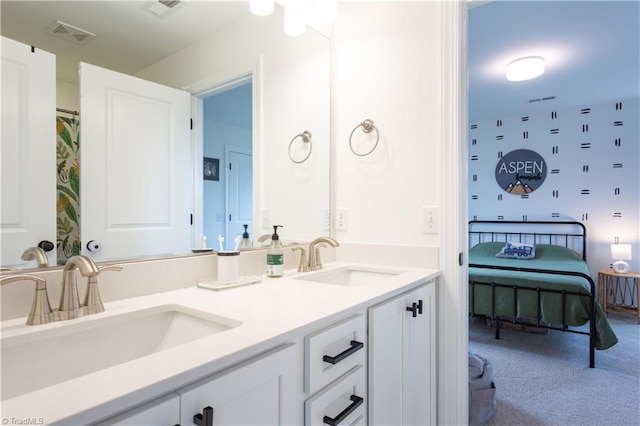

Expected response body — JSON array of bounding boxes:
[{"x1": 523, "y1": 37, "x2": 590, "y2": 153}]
[{"x1": 203, "y1": 157, "x2": 219, "y2": 181}]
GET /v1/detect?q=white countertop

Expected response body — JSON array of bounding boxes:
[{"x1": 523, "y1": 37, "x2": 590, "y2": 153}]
[{"x1": 1, "y1": 262, "x2": 439, "y2": 424}]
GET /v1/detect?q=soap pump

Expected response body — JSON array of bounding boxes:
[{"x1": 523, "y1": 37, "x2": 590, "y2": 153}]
[
  {"x1": 241, "y1": 224, "x2": 252, "y2": 249},
  {"x1": 266, "y1": 225, "x2": 284, "y2": 277}
]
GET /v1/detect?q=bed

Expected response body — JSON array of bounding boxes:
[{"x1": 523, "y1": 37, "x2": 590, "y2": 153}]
[{"x1": 468, "y1": 220, "x2": 618, "y2": 368}]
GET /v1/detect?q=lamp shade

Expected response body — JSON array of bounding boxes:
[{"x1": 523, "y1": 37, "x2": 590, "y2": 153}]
[{"x1": 611, "y1": 244, "x2": 632, "y2": 260}]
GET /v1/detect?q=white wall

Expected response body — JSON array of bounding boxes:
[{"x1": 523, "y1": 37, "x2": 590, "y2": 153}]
[
  {"x1": 333, "y1": 3, "x2": 467, "y2": 425},
  {"x1": 469, "y1": 98, "x2": 640, "y2": 274},
  {"x1": 333, "y1": 2, "x2": 442, "y2": 246},
  {"x1": 56, "y1": 79, "x2": 79, "y2": 111},
  {"x1": 136, "y1": 6, "x2": 331, "y2": 244}
]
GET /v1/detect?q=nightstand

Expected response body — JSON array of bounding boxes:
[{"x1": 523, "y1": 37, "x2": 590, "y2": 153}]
[{"x1": 597, "y1": 270, "x2": 640, "y2": 323}]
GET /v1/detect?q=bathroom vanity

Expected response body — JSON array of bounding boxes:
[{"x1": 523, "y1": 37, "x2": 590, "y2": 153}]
[{"x1": 1, "y1": 262, "x2": 439, "y2": 425}]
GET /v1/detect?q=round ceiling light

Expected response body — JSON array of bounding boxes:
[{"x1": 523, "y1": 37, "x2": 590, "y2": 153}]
[{"x1": 505, "y1": 56, "x2": 545, "y2": 82}]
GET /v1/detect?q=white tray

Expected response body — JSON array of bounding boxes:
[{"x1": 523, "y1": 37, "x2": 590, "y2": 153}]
[{"x1": 196, "y1": 275, "x2": 262, "y2": 291}]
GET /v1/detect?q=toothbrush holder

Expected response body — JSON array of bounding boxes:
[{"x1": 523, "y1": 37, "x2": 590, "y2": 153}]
[{"x1": 217, "y1": 250, "x2": 240, "y2": 284}]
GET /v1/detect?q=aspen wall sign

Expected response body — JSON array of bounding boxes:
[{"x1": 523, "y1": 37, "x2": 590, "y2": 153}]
[{"x1": 495, "y1": 149, "x2": 547, "y2": 195}]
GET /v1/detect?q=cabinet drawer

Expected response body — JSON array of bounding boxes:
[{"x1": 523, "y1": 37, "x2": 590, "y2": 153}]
[
  {"x1": 305, "y1": 365, "x2": 366, "y2": 426},
  {"x1": 305, "y1": 314, "x2": 366, "y2": 395}
]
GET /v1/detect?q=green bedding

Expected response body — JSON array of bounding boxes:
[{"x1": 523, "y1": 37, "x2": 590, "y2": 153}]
[{"x1": 469, "y1": 242, "x2": 618, "y2": 350}]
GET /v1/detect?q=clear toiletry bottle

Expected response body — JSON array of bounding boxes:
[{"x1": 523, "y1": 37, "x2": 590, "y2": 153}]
[
  {"x1": 241, "y1": 224, "x2": 252, "y2": 249},
  {"x1": 267, "y1": 225, "x2": 284, "y2": 277}
]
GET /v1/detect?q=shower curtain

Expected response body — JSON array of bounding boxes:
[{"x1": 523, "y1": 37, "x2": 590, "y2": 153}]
[{"x1": 56, "y1": 114, "x2": 81, "y2": 264}]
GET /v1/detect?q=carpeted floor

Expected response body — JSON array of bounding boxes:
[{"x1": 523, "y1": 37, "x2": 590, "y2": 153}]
[{"x1": 468, "y1": 312, "x2": 640, "y2": 426}]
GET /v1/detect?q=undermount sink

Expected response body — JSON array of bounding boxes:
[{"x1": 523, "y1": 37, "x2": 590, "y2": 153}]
[
  {"x1": 1, "y1": 304, "x2": 241, "y2": 400},
  {"x1": 295, "y1": 266, "x2": 404, "y2": 287}
]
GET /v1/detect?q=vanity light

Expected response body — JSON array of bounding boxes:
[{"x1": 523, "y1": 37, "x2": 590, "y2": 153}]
[
  {"x1": 309, "y1": 0, "x2": 337, "y2": 24},
  {"x1": 611, "y1": 243, "x2": 632, "y2": 273},
  {"x1": 250, "y1": 0, "x2": 274, "y2": 16},
  {"x1": 284, "y1": 9, "x2": 306, "y2": 37},
  {"x1": 505, "y1": 56, "x2": 545, "y2": 82}
]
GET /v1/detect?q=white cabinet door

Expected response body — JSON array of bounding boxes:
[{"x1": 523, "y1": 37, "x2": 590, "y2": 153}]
[
  {"x1": 1, "y1": 37, "x2": 56, "y2": 267},
  {"x1": 96, "y1": 393, "x2": 180, "y2": 425},
  {"x1": 369, "y1": 282, "x2": 436, "y2": 425},
  {"x1": 80, "y1": 62, "x2": 192, "y2": 262},
  {"x1": 178, "y1": 343, "x2": 298, "y2": 426}
]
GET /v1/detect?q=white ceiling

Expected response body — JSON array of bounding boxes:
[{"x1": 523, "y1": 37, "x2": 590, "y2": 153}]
[
  {"x1": 468, "y1": 0, "x2": 640, "y2": 123},
  {"x1": 0, "y1": 1, "x2": 251, "y2": 84},
  {"x1": 3, "y1": 1, "x2": 638, "y2": 125}
]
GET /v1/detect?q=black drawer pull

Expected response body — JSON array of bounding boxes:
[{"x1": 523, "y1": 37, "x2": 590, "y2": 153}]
[
  {"x1": 323, "y1": 395, "x2": 364, "y2": 426},
  {"x1": 193, "y1": 406, "x2": 213, "y2": 426},
  {"x1": 417, "y1": 299, "x2": 423, "y2": 315},
  {"x1": 323, "y1": 340, "x2": 364, "y2": 364}
]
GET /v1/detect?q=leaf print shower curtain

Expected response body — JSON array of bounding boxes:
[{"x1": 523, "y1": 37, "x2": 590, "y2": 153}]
[{"x1": 56, "y1": 114, "x2": 81, "y2": 264}]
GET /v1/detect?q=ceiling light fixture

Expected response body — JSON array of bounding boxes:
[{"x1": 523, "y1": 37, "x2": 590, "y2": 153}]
[
  {"x1": 308, "y1": 0, "x2": 337, "y2": 24},
  {"x1": 284, "y1": 9, "x2": 306, "y2": 37},
  {"x1": 250, "y1": 0, "x2": 274, "y2": 16},
  {"x1": 505, "y1": 56, "x2": 545, "y2": 82}
]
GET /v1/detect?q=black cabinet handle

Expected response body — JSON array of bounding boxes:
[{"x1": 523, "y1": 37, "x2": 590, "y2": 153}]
[
  {"x1": 406, "y1": 300, "x2": 424, "y2": 318},
  {"x1": 323, "y1": 340, "x2": 364, "y2": 364},
  {"x1": 193, "y1": 406, "x2": 213, "y2": 426},
  {"x1": 406, "y1": 302, "x2": 418, "y2": 317},
  {"x1": 323, "y1": 395, "x2": 364, "y2": 426}
]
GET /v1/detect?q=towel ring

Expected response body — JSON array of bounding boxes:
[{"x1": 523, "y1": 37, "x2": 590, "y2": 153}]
[
  {"x1": 349, "y1": 119, "x2": 379, "y2": 157},
  {"x1": 288, "y1": 130, "x2": 313, "y2": 164}
]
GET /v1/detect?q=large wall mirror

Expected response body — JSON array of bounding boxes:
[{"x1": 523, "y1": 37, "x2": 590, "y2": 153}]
[{"x1": 1, "y1": 1, "x2": 330, "y2": 269}]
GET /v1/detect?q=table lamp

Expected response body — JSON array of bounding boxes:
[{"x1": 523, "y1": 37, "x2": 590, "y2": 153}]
[{"x1": 611, "y1": 243, "x2": 632, "y2": 273}]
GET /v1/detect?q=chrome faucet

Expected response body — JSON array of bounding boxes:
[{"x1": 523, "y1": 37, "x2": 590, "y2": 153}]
[
  {"x1": 307, "y1": 237, "x2": 339, "y2": 271},
  {"x1": 1, "y1": 274, "x2": 54, "y2": 325},
  {"x1": 21, "y1": 246, "x2": 49, "y2": 268},
  {"x1": 59, "y1": 255, "x2": 100, "y2": 320}
]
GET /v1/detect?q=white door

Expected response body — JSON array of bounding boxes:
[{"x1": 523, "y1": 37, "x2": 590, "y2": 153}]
[
  {"x1": 178, "y1": 344, "x2": 297, "y2": 425},
  {"x1": 1, "y1": 37, "x2": 56, "y2": 268},
  {"x1": 80, "y1": 62, "x2": 192, "y2": 261},
  {"x1": 225, "y1": 147, "x2": 253, "y2": 247}
]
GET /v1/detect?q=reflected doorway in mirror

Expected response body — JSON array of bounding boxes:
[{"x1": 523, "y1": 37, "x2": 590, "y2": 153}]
[{"x1": 203, "y1": 157, "x2": 220, "y2": 181}]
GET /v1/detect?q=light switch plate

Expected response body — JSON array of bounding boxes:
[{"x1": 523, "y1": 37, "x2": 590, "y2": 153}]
[{"x1": 422, "y1": 206, "x2": 440, "y2": 234}]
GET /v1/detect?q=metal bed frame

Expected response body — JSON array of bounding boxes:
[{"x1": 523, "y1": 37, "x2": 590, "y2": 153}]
[{"x1": 468, "y1": 220, "x2": 597, "y2": 368}]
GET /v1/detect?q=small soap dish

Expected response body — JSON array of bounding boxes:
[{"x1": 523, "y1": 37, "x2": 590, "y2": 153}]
[
  {"x1": 197, "y1": 275, "x2": 262, "y2": 291},
  {"x1": 192, "y1": 248, "x2": 213, "y2": 253}
]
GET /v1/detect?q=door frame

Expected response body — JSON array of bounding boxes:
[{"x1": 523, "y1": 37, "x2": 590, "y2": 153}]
[
  {"x1": 188, "y1": 59, "x2": 262, "y2": 247},
  {"x1": 438, "y1": 1, "x2": 469, "y2": 425}
]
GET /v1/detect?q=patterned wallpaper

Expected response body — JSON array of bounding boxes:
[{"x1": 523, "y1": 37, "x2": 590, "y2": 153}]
[
  {"x1": 468, "y1": 98, "x2": 640, "y2": 273},
  {"x1": 56, "y1": 115, "x2": 81, "y2": 264}
]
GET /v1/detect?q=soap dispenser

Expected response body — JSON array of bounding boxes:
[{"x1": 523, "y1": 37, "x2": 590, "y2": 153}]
[
  {"x1": 241, "y1": 224, "x2": 252, "y2": 249},
  {"x1": 267, "y1": 225, "x2": 284, "y2": 277}
]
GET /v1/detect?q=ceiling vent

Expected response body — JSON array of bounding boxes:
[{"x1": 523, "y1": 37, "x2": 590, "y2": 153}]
[
  {"x1": 47, "y1": 21, "x2": 96, "y2": 44},
  {"x1": 145, "y1": 0, "x2": 183, "y2": 17}
]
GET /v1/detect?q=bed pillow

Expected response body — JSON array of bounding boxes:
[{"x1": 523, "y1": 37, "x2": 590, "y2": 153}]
[{"x1": 495, "y1": 242, "x2": 536, "y2": 259}]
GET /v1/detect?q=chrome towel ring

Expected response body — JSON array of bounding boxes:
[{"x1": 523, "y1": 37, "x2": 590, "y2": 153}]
[
  {"x1": 288, "y1": 130, "x2": 313, "y2": 164},
  {"x1": 349, "y1": 119, "x2": 379, "y2": 156}
]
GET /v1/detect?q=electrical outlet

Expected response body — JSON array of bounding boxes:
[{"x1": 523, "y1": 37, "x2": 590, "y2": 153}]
[
  {"x1": 262, "y1": 209, "x2": 272, "y2": 229},
  {"x1": 336, "y1": 208, "x2": 348, "y2": 231},
  {"x1": 422, "y1": 206, "x2": 440, "y2": 234},
  {"x1": 323, "y1": 209, "x2": 331, "y2": 231}
]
